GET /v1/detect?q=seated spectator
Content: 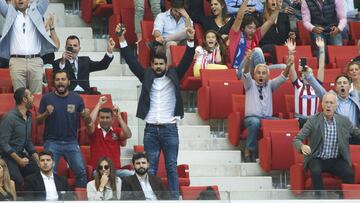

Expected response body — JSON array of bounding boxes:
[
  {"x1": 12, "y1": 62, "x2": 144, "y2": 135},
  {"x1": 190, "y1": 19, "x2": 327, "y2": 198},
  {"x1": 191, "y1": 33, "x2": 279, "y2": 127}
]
[
  {"x1": 87, "y1": 96, "x2": 133, "y2": 178},
  {"x1": 121, "y1": 152, "x2": 170, "y2": 200},
  {"x1": 0, "y1": 87, "x2": 39, "y2": 190},
  {"x1": 87, "y1": 157, "x2": 122, "y2": 200},
  {"x1": 301, "y1": 0, "x2": 346, "y2": 61},
  {"x1": 241, "y1": 50, "x2": 292, "y2": 162},
  {"x1": 225, "y1": 0, "x2": 264, "y2": 17},
  {"x1": 134, "y1": 0, "x2": 161, "y2": 43},
  {"x1": 53, "y1": 35, "x2": 115, "y2": 94},
  {"x1": 0, "y1": 159, "x2": 16, "y2": 201},
  {"x1": 353, "y1": 40, "x2": 360, "y2": 62},
  {"x1": 293, "y1": 92, "x2": 360, "y2": 198},
  {"x1": 260, "y1": 0, "x2": 293, "y2": 63},
  {"x1": 230, "y1": 0, "x2": 284, "y2": 78},
  {"x1": 152, "y1": 0, "x2": 192, "y2": 65},
  {"x1": 197, "y1": 0, "x2": 235, "y2": 44},
  {"x1": 23, "y1": 150, "x2": 70, "y2": 201},
  {"x1": 287, "y1": 37, "x2": 325, "y2": 128},
  {"x1": 344, "y1": 61, "x2": 360, "y2": 99},
  {"x1": 193, "y1": 30, "x2": 228, "y2": 77},
  {"x1": 304, "y1": 71, "x2": 360, "y2": 131}
]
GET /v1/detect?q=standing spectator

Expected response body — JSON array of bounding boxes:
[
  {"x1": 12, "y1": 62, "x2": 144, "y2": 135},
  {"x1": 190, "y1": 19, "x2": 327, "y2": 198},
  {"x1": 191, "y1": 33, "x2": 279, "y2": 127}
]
[
  {"x1": 229, "y1": 0, "x2": 283, "y2": 77},
  {"x1": 87, "y1": 96, "x2": 133, "y2": 178},
  {"x1": 152, "y1": 0, "x2": 192, "y2": 65},
  {"x1": 0, "y1": 0, "x2": 57, "y2": 94},
  {"x1": 36, "y1": 70, "x2": 92, "y2": 188},
  {"x1": 134, "y1": 0, "x2": 161, "y2": 43},
  {"x1": 293, "y1": 92, "x2": 360, "y2": 198},
  {"x1": 53, "y1": 35, "x2": 115, "y2": 94},
  {"x1": 241, "y1": 50, "x2": 292, "y2": 162},
  {"x1": 287, "y1": 37, "x2": 325, "y2": 128},
  {"x1": 87, "y1": 157, "x2": 122, "y2": 200},
  {"x1": 23, "y1": 150, "x2": 70, "y2": 201},
  {"x1": 301, "y1": 0, "x2": 347, "y2": 61},
  {"x1": 260, "y1": 0, "x2": 292, "y2": 63},
  {"x1": 282, "y1": 0, "x2": 302, "y2": 31},
  {"x1": 121, "y1": 152, "x2": 170, "y2": 200},
  {"x1": 193, "y1": 30, "x2": 228, "y2": 77},
  {"x1": 117, "y1": 25, "x2": 195, "y2": 199},
  {"x1": 0, "y1": 87, "x2": 39, "y2": 190},
  {"x1": 0, "y1": 159, "x2": 16, "y2": 200}
]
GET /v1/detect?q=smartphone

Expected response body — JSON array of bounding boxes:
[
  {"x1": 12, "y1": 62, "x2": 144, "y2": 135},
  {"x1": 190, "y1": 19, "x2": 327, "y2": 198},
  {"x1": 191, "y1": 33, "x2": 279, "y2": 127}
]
[
  {"x1": 300, "y1": 58, "x2": 307, "y2": 71},
  {"x1": 116, "y1": 24, "x2": 125, "y2": 36},
  {"x1": 66, "y1": 46, "x2": 73, "y2": 53}
]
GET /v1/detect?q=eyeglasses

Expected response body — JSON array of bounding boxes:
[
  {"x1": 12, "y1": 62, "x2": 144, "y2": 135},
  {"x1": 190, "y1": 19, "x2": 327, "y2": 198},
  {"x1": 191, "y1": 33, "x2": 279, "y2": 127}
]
[
  {"x1": 258, "y1": 86, "x2": 263, "y2": 100},
  {"x1": 98, "y1": 165, "x2": 110, "y2": 170}
]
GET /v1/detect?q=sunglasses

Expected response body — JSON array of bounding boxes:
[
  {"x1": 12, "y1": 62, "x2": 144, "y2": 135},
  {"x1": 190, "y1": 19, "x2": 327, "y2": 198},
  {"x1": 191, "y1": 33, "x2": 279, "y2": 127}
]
[
  {"x1": 258, "y1": 86, "x2": 263, "y2": 100},
  {"x1": 98, "y1": 165, "x2": 110, "y2": 170}
]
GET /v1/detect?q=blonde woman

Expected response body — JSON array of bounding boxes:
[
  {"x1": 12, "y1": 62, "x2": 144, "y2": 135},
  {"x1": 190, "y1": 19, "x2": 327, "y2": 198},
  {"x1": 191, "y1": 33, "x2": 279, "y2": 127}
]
[{"x1": 0, "y1": 159, "x2": 16, "y2": 200}]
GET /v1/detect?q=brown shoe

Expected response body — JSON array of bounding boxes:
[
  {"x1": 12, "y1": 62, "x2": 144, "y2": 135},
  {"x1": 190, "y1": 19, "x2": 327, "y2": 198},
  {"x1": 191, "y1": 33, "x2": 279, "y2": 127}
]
[{"x1": 244, "y1": 148, "x2": 252, "y2": 163}]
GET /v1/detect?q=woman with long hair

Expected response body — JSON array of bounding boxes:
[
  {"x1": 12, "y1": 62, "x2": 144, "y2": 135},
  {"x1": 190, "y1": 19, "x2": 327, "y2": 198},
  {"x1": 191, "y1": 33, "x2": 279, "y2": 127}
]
[
  {"x1": 87, "y1": 157, "x2": 121, "y2": 200},
  {"x1": 0, "y1": 159, "x2": 16, "y2": 201},
  {"x1": 193, "y1": 30, "x2": 228, "y2": 77}
]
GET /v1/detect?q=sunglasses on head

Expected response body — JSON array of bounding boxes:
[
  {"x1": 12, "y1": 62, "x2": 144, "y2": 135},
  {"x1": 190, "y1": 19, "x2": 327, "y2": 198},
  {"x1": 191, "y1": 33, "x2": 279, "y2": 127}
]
[{"x1": 98, "y1": 165, "x2": 110, "y2": 170}]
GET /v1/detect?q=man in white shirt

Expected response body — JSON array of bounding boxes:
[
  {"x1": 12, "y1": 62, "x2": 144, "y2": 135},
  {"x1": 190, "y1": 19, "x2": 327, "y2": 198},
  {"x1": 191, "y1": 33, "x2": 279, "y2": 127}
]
[
  {"x1": 121, "y1": 152, "x2": 170, "y2": 200},
  {"x1": 0, "y1": 0, "x2": 57, "y2": 94},
  {"x1": 118, "y1": 23, "x2": 195, "y2": 200},
  {"x1": 23, "y1": 150, "x2": 70, "y2": 201}
]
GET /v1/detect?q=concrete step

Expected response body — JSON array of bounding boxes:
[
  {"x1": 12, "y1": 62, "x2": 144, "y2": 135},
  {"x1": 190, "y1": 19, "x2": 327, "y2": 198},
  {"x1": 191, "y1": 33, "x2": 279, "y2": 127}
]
[
  {"x1": 45, "y1": 3, "x2": 66, "y2": 27},
  {"x1": 56, "y1": 27, "x2": 93, "y2": 40},
  {"x1": 188, "y1": 163, "x2": 268, "y2": 177},
  {"x1": 229, "y1": 189, "x2": 296, "y2": 200},
  {"x1": 64, "y1": 14, "x2": 88, "y2": 27},
  {"x1": 90, "y1": 76, "x2": 141, "y2": 90},
  {"x1": 190, "y1": 177, "x2": 273, "y2": 192},
  {"x1": 179, "y1": 113, "x2": 209, "y2": 126},
  {"x1": 178, "y1": 150, "x2": 241, "y2": 165}
]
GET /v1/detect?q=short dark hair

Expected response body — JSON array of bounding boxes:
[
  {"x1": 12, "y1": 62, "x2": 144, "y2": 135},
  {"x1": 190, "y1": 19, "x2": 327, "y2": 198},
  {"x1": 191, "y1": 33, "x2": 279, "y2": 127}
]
[
  {"x1": 151, "y1": 52, "x2": 167, "y2": 64},
  {"x1": 171, "y1": 0, "x2": 185, "y2": 8},
  {"x1": 99, "y1": 108, "x2": 113, "y2": 116},
  {"x1": 14, "y1": 87, "x2": 27, "y2": 105},
  {"x1": 38, "y1": 150, "x2": 54, "y2": 160},
  {"x1": 240, "y1": 15, "x2": 259, "y2": 31},
  {"x1": 66, "y1": 35, "x2": 80, "y2": 45},
  {"x1": 335, "y1": 74, "x2": 351, "y2": 84},
  {"x1": 53, "y1": 70, "x2": 70, "y2": 81},
  {"x1": 132, "y1": 152, "x2": 149, "y2": 164}
]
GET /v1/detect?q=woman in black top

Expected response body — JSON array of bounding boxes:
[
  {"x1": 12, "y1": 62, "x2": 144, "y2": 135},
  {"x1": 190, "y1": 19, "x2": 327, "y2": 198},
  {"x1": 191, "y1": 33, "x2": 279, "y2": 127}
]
[
  {"x1": 260, "y1": 0, "x2": 292, "y2": 63},
  {"x1": 0, "y1": 159, "x2": 16, "y2": 201},
  {"x1": 189, "y1": 0, "x2": 234, "y2": 45}
]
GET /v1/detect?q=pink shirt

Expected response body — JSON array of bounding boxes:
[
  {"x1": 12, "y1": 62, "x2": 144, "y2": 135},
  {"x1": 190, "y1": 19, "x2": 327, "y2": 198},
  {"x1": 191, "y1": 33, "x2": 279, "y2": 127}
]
[
  {"x1": 301, "y1": 0, "x2": 347, "y2": 32},
  {"x1": 229, "y1": 28, "x2": 262, "y2": 67}
]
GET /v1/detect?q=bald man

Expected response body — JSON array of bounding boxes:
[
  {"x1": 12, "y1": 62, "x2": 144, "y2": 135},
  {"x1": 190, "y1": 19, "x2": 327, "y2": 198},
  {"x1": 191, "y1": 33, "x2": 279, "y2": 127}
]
[{"x1": 293, "y1": 92, "x2": 360, "y2": 198}]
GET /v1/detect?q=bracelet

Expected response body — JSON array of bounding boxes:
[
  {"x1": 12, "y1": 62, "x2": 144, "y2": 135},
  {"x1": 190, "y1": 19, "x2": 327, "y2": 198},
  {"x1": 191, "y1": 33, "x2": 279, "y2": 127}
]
[{"x1": 50, "y1": 27, "x2": 55, "y2": 32}]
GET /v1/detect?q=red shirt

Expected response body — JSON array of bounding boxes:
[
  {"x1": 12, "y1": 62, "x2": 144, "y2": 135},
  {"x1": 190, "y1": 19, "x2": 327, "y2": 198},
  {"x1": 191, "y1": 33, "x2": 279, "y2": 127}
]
[{"x1": 89, "y1": 125, "x2": 125, "y2": 169}]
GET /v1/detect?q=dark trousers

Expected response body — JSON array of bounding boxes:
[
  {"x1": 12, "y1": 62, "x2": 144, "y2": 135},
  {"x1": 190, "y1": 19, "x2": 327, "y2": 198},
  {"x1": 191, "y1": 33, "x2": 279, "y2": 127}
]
[
  {"x1": 3, "y1": 155, "x2": 39, "y2": 190},
  {"x1": 308, "y1": 158, "x2": 354, "y2": 192}
]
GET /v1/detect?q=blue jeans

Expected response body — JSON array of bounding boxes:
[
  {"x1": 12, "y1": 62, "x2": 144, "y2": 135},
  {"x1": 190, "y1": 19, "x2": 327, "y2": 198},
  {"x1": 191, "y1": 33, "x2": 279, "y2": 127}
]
[
  {"x1": 311, "y1": 32, "x2": 342, "y2": 63},
  {"x1": 44, "y1": 140, "x2": 87, "y2": 187},
  {"x1": 243, "y1": 116, "x2": 278, "y2": 152},
  {"x1": 144, "y1": 124, "x2": 179, "y2": 200}
]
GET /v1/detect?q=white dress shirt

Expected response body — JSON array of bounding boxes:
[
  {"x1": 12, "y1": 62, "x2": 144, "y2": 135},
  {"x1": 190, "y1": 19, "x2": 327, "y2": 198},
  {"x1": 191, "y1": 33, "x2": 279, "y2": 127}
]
[
  {"x1": 40, "y1": 172, "x2": 59, "y2": 201},
  {"x1": 10, "y1": 9, "x2": 41, "y2": 55},
  {"x1": 136, "y1": 174, "x2": 158, "y2": 201}
]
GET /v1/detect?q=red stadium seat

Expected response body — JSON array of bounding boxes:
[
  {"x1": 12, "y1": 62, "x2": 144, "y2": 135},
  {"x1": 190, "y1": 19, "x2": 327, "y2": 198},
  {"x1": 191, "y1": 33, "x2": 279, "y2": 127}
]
[
  {"x1": 227, "y1": 95, "x2": 246, "y2": 146},
  {"x1": 258, "y1": 119, "x2": 299, "y2": 172},
  {"x1": 342, "y1": 184, "x2": 360, "y2": 199},
  {"x1": 284, "y1": 94, "x2": 295, "y2": 118},
  {"x1": 133, "y1": 145, "x2": 190, "y2": 188},
  {"x1": 274, "y1": 45, "x2": 314, "y2": 67},
  {"x1": 203, "y1": 0, "x2": 211, "y2": 16},
  {"x1": 169, "y1": 45, "x2": 201, "y2": 91},
  {"x1": 327, "y1": 46, "x2": 358, "y2": 69},
  {"x1": 296, "y1": 21, "x2": 312, "y2": 45},
  {"x1": 272, "y1": 81, "x2": 293, "y2": 117},
  {"x1": 81, "y1": 0, "x2": 113, "y2": 23},
  {"x1": 0, "y1": 69, "x2": 13, "y2": 93},
  {"x1": 349, "y1": 22, "x2": 360, "y2": 44},
  {"x1": 180, "y1": 185, "x2": 220, "y2": 200},
  {"x1": 194, "y1": 23, "x2": 204, "y2": 45},
  {"x1": 138, "y1": 20, "x2": 155, "y2": 68},
  {"x1": 335, "y1": 57, "x2": 353, "y2": 73},
  {"x1": 197, "y1": 69, "x2": 244, "y2": 120},
  {"x1": 0, "y1": 93, "x2": 15, "y2": 119}
]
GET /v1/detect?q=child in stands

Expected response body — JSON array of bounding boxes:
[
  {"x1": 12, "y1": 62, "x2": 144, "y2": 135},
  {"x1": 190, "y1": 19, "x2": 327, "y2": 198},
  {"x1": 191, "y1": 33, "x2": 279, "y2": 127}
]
[{"x1": 193, "y1": 30, "x2": 228, "y2": 77}]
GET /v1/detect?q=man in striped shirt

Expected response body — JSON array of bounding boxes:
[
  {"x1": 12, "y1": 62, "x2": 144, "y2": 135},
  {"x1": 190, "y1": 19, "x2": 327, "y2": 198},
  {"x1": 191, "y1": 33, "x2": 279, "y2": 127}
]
[{"x1": 293, "y1": 92, "x2": 360, "y2": 198}]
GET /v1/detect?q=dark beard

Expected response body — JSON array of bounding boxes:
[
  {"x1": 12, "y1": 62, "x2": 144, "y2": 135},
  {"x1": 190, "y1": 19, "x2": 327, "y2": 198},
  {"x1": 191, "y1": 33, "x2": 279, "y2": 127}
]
[
  {"x1": 154, "y1": 69, "x2": 166, "y2": 77},
  {"x1": 135, "y1": 167, "x2": 148, "y2": 176},
  {"x1": 55, "y1": 85, "x2": 68, "y2": 95}
]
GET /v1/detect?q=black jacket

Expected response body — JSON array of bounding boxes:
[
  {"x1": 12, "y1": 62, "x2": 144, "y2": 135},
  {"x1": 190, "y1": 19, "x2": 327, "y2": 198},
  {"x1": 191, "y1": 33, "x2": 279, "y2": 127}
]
[
  {"x1": 23, "y1": 172, "x2": 71, "y2": 201},
  {"x1": 53, "y1": 54, "x2": 113, "y2": 92},
  {"x1": 120, "y1": 43, "x2": 195, "y2": 119},
  {"x1": 121, "y1": 174, "x2": 170, "y2": 200}
]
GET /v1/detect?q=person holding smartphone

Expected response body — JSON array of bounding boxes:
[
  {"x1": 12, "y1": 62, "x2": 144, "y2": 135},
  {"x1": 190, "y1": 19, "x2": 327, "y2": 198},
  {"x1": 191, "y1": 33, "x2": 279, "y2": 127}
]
[{"x1": 52, "y1": 35, "x2": 115, "y2": 94}]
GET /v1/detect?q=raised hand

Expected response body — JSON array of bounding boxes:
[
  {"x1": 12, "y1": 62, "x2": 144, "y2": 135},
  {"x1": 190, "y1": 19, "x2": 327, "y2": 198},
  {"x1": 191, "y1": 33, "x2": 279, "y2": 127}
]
[
  {"x1": 186, "y1": 27, "x2": 195, "y2": 41},
  {"x1": 98, "y1": 96, "x2": 107, "y2": 106},
  {"x1": 315, "y1": 37, "x2": 325, "y2": 49},
  {"x1": 112, "y1": 104, "x2": 120, "y2": 117},
  {"x1": 116, "y1": 24, "x2": 127, "y2": 42},
  {"x1": 107, "y1": 38, "x2": 116, "y2": 53},
  {"x1": 285, "y1": 38, "x2": 296, "y2": 53}
]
